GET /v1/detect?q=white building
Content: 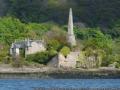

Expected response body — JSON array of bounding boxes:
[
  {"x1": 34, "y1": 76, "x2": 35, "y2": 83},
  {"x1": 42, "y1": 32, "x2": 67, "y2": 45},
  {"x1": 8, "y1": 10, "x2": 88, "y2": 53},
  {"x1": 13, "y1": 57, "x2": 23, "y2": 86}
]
[{"x1": 10, "y1": 39, "x2": 46, "y2": 57}]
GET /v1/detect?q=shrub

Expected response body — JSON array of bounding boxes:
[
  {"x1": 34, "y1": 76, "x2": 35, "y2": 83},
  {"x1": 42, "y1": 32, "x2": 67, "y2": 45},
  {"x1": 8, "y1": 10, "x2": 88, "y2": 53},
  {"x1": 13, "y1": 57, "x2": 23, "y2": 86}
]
[
  {"x1": 45, "y1": 26, "x2": 67, "y2": 45},
  {"x1": 83, "y1": 31, "x2": 113, "y2": 53},
  {"x1": 26, "y1": 52, "x2": 49, "y2": 64},
  {"x1": 11, "y1": 56, "x2": 25, "y2": 67},
  {"x1": 48, "y1": 49, "x2": 57, "y2": 56},
  {"x1": 102, "y1": 54, "x2": 120, "y2": 67},
  {"x1": 47, "y1": 39, "x2": 62, "y2": 51},
  {"x1": 60, "y1": 46, "x2": 70, "y2": 57},
  {"x1": 26, "y1": 50, "x2": 57, "y2": 64},
  {"x1": 0, "y1": 44, "x2": 9, "y2": 62},
  {"x1": 25, "y1": 23, "x2": 52, "y2": 39},
  {"x1": 81, "y1": 29, "x2": 114, "y2": 67}
]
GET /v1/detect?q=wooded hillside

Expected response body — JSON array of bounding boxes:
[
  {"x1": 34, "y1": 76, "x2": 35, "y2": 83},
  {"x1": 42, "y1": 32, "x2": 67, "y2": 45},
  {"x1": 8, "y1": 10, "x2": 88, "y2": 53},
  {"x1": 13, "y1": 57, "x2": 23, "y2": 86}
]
[{"x1": 1, "y1": 0, "x2": 120, "y2": 28}]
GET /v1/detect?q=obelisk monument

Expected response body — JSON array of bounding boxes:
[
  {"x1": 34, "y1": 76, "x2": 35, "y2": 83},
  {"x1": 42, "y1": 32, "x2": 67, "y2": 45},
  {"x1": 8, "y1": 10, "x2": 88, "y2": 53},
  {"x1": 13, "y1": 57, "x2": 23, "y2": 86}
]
[{"x1": 67, "y1": 8, "x2": 76, "y2": 46}]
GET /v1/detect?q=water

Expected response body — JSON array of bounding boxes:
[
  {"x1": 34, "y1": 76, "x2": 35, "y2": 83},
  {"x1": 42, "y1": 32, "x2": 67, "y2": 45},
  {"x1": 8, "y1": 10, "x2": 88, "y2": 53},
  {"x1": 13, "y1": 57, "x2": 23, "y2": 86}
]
[{"x1": 0, "y1": 79, "x2": 120, "y2": 90}]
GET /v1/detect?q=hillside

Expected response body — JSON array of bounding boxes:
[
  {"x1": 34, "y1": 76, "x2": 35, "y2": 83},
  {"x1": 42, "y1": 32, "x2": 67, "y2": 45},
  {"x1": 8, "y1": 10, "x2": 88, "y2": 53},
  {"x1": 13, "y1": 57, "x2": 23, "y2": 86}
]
[{"x1": 0, "y1": 0, "x2": 119, "y2": 28}]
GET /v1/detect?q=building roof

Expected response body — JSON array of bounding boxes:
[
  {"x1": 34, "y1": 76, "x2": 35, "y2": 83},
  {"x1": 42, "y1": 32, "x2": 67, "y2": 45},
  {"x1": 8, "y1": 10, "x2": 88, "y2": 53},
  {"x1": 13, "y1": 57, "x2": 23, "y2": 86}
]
[{"x1": 11, "y1": 40, "x2": 44, "y2": 49}]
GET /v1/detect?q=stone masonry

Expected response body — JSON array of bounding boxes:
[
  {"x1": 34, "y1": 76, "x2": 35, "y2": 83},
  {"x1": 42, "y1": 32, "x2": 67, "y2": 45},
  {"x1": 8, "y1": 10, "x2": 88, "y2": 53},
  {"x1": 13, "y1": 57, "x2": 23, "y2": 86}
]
[{"x1": 48, "y1": 52, "x2": 80, "y2": 68}]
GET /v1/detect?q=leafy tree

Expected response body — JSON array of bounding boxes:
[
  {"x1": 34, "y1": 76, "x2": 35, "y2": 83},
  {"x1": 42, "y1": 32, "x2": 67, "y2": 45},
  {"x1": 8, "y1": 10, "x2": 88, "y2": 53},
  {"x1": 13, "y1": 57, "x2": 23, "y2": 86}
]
[{"x1": 0, "y1": 17, "x2": 27, "y2": 44}]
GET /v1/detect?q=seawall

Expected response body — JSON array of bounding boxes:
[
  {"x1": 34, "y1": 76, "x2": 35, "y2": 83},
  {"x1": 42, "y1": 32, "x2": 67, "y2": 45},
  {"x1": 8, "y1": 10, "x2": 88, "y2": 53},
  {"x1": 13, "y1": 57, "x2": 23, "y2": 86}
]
[{"x1": 0, "y1": 68, "x2": 119, "y2": 79}]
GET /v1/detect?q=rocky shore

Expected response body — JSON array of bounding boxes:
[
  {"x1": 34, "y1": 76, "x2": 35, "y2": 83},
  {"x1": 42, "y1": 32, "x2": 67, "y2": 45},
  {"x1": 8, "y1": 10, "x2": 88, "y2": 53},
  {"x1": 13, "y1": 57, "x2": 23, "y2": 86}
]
[{"x1": 0, "y1": 65, "x2": 119, "y2": 79}]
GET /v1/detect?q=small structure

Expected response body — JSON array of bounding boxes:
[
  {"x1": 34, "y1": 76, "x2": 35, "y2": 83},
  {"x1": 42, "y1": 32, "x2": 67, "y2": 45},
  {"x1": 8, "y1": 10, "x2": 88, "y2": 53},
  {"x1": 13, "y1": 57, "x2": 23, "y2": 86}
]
[
  {"x1": 48, "y1": 52, "x2": 80, "y2": 68},
  {"x1": 10, "y1": 39, "x2": 46, "y2": 57}
]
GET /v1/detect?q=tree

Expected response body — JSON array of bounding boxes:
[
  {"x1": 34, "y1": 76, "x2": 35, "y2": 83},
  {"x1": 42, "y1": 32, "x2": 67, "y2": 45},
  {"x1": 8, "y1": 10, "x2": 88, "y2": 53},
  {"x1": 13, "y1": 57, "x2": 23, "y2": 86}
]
[{"x1": 0, "y1": 17, "x2": 26, "y2": 44}]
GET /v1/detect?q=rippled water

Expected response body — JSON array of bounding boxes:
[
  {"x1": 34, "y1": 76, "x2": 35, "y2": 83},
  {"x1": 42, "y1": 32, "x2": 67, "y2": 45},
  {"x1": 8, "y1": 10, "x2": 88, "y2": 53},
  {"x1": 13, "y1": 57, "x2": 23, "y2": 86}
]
[{"x1": 0, "y1": 79, "x2": 120, "y2": 90}]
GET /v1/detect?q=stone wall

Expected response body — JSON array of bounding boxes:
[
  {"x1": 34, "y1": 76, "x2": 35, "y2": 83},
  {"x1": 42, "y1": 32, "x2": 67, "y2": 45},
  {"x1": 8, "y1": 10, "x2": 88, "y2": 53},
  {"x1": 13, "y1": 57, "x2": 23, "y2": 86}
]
[
  {"x1": 25, "y1": 41, "x2": 46, "y2": 55},
  {"x1": 48, "y1": 52, "x2": 80, "y2": 68},
  {"x1": 48, "y1": 55, "x2": 59, "y2": 67},
  {"x1": 77, "y1": 53, "x2": 101, "y2": 69}
]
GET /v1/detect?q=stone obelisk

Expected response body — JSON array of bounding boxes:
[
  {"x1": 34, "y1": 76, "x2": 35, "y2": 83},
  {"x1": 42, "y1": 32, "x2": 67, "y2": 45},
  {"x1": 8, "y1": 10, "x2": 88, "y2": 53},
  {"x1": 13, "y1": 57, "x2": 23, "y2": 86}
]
[{"x1": 67, "y1": 8, "x2": 76, "y2": 46}]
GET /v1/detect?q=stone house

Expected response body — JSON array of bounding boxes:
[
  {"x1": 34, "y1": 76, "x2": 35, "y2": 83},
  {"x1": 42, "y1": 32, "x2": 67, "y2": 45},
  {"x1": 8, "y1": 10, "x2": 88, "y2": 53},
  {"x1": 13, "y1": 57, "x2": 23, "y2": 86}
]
[{"x1": 10, "y1": 39, "x2": 46, "y2": 57}]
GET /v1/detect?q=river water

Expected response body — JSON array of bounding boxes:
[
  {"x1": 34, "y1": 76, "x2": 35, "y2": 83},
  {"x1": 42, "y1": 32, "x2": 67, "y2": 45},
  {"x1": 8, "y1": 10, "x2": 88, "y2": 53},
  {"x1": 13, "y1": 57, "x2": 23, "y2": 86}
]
[{"x1": 0, "y1": 79, "x2": 120, "y2": 90}]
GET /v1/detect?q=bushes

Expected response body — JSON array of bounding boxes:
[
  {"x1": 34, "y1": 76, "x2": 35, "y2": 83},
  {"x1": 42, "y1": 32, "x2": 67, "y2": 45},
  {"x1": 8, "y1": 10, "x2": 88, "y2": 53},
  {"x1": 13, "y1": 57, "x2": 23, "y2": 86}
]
[
  {"x1": 26, "y1": 52, "x2": 48, "y2": 64},
  {"x1": 25, "y1": 23, "x2": 52, "y2": 39},
  {"x1": 47, "y1": 39, "x2": 62, "y2": 51},
  {"x1": 48, "y1": 49, "x2": 57, "y2": 56},
  {"x1": 0, "y1": 44, "x2": 9, "y2": 62},
  {"x1": 60, "y1": 46, "x2": 70, "y2": 57},
  {"x1": 101, "y1": 38, "x2": 120, "y2": 67},
  {"x1": 83, "y1": 37, "x2": 113, "y2": 67},
  {"x1": 11, "y1": 56, "x2": 26, "y2": 67},
  {"x1": 79, "y1": 28, "x2": 114, "y2": 67},
  {"x1": 45, "y1": 26, "x2": 67, "y2": 45},
  {"x1": 74, "y1": 27, "x2": 109, "y2": 40},
  {"x1": 82, "y1": 29, "x2": 113, "y2": 51},
  {"x1": 26, "y1": 50, "x2": 57, "y2": 64}
]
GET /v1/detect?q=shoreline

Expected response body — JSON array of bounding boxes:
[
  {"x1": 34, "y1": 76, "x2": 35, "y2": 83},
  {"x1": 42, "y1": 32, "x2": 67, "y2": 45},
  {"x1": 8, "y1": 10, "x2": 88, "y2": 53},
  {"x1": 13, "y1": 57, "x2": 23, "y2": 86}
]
[
  {"x1": 0, "y1": 66, "x2": 119, "y2": 73},
  {"x1": 0, "y1": 66, "x2": 119, "y2": 79}
]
